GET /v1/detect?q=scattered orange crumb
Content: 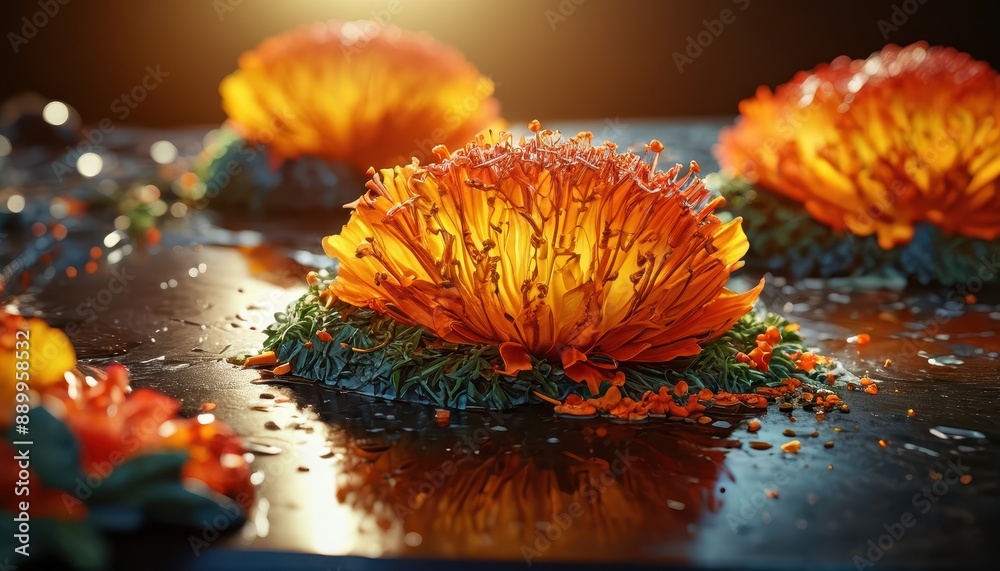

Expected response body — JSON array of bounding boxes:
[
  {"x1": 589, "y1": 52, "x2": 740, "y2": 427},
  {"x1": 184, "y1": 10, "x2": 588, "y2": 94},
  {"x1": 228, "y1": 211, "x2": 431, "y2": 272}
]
[
  {"x1": 859, "y1": 377, "x2": 874, "y2": 386},
  {"x1": 697, "y1": 415, "x2": 713, "y2": 425},
  {"x1": 907, "y1": 409, "x2": 916, "y2": 418},
  {"x1": 697, "y1": 388, "x2": 714, "y2": 401},
  {"x1": 865, "y1": 384, "x2": 879, "y2": 395},
  {"x1": 884, "y1": 358, "x2": 892, "y2": 368},
  {"x1": 878, "y1": 439, "x2": 887, "y2": 448},
  {"x1": 748, "y1": 418, "x2": 761, "y2": 432},
  {"x1": 200, "y1": 402, "x2": 217, "y2": 412},
  {"x1": 316, "y1": 331, "x2": 333, "y2": 342},
  {"x1": 848, "y1": 333, "x2": 871, "y2": 345},
  {"x1": 674, "y1": 380, "x2": 689, "y2": 397},
  {"x1": 435, "y1": 408, "x2": 451, "y2": 426},
  {"x1": 244, "y1": 351, "x2": 277, "y2": 366},
  {"x1": 272, "y1": 362, "x2": 291, "y2": 375},
  {"x1": 960, "y1": 474, "x2": 973, "y2": 484},
  {"x1": 780, "y1": 440, "x2": 801, "y2": 453}
]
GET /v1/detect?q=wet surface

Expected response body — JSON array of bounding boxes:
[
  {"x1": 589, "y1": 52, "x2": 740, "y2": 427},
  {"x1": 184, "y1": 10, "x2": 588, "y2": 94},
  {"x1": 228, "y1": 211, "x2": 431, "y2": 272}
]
[{"x1": 3, "y1": 120, "x2": 999, "y2": 569}]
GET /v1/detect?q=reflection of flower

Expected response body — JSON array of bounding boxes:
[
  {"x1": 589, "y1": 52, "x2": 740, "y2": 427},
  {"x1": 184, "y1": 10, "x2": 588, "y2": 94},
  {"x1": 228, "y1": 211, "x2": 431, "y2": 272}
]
[
  {"x1": 323, "y1": 125, "x2": 761, "y2": 394},
  {"x1": 220, "y1": 20, "x2": 503, "y2": 172},
  {"x1": 717, "y1": 42, "x2": 1000, "y2": 249}
]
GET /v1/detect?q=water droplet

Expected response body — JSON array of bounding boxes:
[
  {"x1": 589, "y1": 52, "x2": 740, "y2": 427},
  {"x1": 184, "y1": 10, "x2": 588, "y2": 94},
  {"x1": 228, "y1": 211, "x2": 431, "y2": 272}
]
[
  {"x1": 929, "y1": 426, "x2": 986, "y2": 440},
  {"x1": 928, "y1": 355, "x2": 963, "y2": 367}
]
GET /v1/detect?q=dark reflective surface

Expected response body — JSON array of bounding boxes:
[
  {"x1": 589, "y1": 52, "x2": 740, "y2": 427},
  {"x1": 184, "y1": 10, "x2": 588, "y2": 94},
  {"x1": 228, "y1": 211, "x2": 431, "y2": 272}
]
[{"x1": 3, "y1": 121, "x2": 998, "y2": 569}]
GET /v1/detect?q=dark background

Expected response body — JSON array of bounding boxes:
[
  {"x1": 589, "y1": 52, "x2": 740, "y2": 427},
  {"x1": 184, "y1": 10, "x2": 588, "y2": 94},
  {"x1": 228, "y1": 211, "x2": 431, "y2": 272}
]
[{"x1": 1, "y1": 0, "x2": 998, "y2": 127}]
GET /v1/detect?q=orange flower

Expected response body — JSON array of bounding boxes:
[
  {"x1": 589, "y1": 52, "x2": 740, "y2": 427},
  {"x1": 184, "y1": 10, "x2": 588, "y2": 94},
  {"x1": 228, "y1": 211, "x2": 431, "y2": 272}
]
[
  {"x1": 1, "y1": 308, "x2": 76, "y2": 425},
  {"x1": 323, "y1": 126, "x2": 762, "y2": 394},
  {"x1": 717, "y1": 42, "x2": 1000, "y2": 249},
  {"x1": 220, "y1": 20, "x2": 504, "y2": 172}
]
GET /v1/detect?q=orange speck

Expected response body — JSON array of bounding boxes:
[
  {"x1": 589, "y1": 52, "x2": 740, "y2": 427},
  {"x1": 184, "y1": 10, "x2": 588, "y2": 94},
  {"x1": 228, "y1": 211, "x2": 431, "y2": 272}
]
[
  {"x1": 596, "y1": 426, "x2": 608, "y2": 437},
  {"x1": 765, "y1": 488, "x2": 779, "y2": 499},
  {"x1": 65, "y1": 266, "x2": 77, "y2": 278},
  {"x1": 85, "y1": 261, "x2": 98, "y2": 274},
  {"x1": 878, "y1": 439, "x2": 887, "y2": 448},
  {"x1": 697, "y1": 388, "x2": 714, "y2": 401},
  {"x1": 848, "y1": 333, "x2": 871, "y2": 345},
  {"x1": 780, "y1": 440, "x2": 801, "y2": 453},
  {"x1": 907, "y1": 409, "x2": 916, "y2": 418},
  {"x1": 859, "y1": 377, "x2": 874, "y2": 386},
  {"x1": 272, "y1": 362, "x2": 291, "y2": 375},
  {"x1": 785, "y1": 323, "x2": 800, "y2": 332},
  {"x1": 674, "y1": 380, "x2": 689, "y2": 397},
  {"x1": 865, "y1": 384, "x2": 879, "y2": 395},
  {"x1": 528, "y1": 119, "x2": 542, "y2": 133},
  {"x1": 51, "y1": 223, "x2": 68, "y2": 240},
  {"x1": 244, "y1": 351, "x2": 277, "y2": 366},
  {"x1": 960, "y1": 474, "x2": 973, "y2": 484},
  {"x1": 649, "y1": 139, "x2": 665, "y2": 153},
  {"x1": 145, "y1": 227, "x2": 161, "y2": 244},
  {"x1": 697, "y1": 415, "x2": 713, "y2": 425},
  {"x1": 90, "y1": 246, "x2": 103, "y2": 259},
  {"x1": 200, "y1": 402, "x2": 217, "y2": 412},
  {"x1": 748, "y1": 418, "x2": 761, "y2": 432},
  {"x1": 435, "y1": 408, "x2": 451, "y2": 426},
  {"x1": 884, "y1": 358, "x2": 892, "y2": 368},
  {"x1": 316, "y1": 331, "x2": 333, "y2": 342}
]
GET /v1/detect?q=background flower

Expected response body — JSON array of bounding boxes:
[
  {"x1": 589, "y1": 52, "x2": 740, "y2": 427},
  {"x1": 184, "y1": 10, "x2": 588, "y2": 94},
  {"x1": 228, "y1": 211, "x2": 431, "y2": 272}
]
[
  {"x1": 220, "y1": 19, "x2": 504, "y2": 173},
  {"x1": 717, "y1": 42, "x2": 1000, "y2": 249}
]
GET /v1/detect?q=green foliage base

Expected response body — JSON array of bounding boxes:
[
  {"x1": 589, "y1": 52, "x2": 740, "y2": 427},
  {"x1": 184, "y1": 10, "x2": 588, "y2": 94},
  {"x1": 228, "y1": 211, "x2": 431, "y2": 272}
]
[
  {"x1": 262, "y1": 271, "x2": 836, "y2": 410},
  {"x1": 711, "y1": 174, "x2": 1000, "y2": 287}
]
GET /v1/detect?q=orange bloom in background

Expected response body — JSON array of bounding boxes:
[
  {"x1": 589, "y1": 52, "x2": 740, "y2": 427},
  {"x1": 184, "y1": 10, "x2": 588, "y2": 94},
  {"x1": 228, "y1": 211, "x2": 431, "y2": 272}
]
[
  {"x1": 220, "y1": 19, "x2": 504, "y2": 173},
  {"x1": 717, "y1": 42, "x2": 1000, "y2": 249},
  {"x1": 324, "y1": 125, "x2": 762, "y2": 394},
  {"x1": 1, "y1": 308, "x2": 76, "y2": 425}
]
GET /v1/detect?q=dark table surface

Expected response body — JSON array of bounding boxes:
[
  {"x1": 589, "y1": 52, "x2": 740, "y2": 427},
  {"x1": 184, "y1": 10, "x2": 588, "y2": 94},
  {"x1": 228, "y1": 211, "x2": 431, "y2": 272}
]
[{"x1": 2, "y1": 119, "x2": 998, "y2": 570}]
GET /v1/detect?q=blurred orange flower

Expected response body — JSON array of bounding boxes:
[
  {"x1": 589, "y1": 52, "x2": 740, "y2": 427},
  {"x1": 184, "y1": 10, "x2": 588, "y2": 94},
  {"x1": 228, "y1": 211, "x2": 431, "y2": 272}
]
[
  {"x1": 220, "y1": 19, "x2": 504, "y2": 172},
  {"x1": 323, "y1": 125, "x2": 762, "y2": 394},
  {"x1": 1, "y1": 307, "x2": 76, "y2": 425},
  {"x1": 717, "y1": 42, "x2": 1000, "y2": 249}
]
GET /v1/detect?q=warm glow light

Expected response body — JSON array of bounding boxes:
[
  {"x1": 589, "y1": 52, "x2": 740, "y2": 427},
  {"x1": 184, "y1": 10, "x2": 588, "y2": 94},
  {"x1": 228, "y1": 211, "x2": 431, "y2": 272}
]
[
  {"x1": 77, "y1": 153, "x2": 104, "y2": 177},
  {"x1": 6, "y1": 194, "x2": 25, "y2": 213},
  {"x1": 150, "y1": 140, "x2": 179, "y2": 164},
  {"x1": 42, "y1": 101, "x2": 70, "y2": 126}
]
